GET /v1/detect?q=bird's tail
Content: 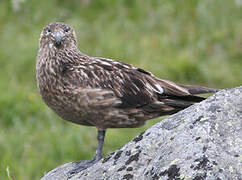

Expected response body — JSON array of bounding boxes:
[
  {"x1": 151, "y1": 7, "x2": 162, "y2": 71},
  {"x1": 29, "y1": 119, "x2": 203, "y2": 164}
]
[
  {"x1": 178, "y1": 84, "x2": 219, "y2": 95},
  {"x1": 156, "y1": 81, "x2": 219, "y2": 111}
]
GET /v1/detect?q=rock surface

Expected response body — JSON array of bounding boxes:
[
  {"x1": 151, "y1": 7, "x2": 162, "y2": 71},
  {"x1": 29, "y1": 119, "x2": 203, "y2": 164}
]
[{"x1": 41, "y1": 86, "x2": 242, "y2": 180}]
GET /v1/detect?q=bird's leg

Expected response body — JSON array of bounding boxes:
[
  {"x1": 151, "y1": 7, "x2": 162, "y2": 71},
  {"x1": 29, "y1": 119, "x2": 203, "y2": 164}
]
[
  {"x1": 93, "y1": 129, "x2": 106, "y2": 161},
  {"x1": 68, "y1": 130, "x2": 106, "y2": 176}
]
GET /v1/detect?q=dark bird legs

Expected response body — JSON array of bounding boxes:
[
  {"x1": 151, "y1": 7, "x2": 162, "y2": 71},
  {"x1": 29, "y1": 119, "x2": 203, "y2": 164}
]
[
  {"x1": 68, "y1": 130, "x2": 106, "y2": 175},
  {"x1": 95, "y1": 130, "x2": 106, "y2": 161}
]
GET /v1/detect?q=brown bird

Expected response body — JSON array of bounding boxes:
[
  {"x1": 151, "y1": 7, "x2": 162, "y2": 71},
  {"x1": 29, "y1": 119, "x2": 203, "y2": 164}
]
[{"x1": 36, "y1": 22, "x2": 218, "y2": 175}]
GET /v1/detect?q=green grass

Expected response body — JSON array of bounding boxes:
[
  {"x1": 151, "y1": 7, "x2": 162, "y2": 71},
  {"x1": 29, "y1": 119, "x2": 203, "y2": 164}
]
[{"x1": 0, "y1": 0, "x2": 241, "y2": 179}]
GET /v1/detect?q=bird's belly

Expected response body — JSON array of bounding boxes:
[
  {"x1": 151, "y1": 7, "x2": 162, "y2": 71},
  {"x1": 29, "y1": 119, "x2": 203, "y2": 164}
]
[
  {"x1": 39, "y1": 84, "x2": 160, "y2": 129},
  {"x1": 41, "y1": 91, "x2": 152, "y2": 129},
  {"x1": 50, "y1": 102, "x2": 147, "y2": 129},
  {"x1": 40, "y1": 90, "x2": 92, "y2": 126}
]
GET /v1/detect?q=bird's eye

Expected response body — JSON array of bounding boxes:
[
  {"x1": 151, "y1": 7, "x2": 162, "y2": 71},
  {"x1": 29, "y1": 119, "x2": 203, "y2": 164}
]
[
  {"x1": 46, "y1": 28, "x2": 51, "y2": 33},
  {"x1": 64, "y1": 27, "x2": 70, "y2": 33}
]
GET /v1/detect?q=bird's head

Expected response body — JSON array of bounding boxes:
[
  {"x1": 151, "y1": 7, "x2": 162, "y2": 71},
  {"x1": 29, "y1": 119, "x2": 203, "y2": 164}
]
[{"x1": 39, "y1": 22, "x2": 77, "y2": 50}]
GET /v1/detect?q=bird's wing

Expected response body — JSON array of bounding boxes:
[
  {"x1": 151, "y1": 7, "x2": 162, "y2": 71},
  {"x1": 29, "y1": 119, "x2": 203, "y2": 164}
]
[
  {"x1": 68, "y1": 57, "x2": 208, "y2": 109},
  {"x1": 63, "y1": 55, "x2": 216, "y2": 112},
  {"x1": 75, "y1": 57, "x2": 157, "y2": 108}
]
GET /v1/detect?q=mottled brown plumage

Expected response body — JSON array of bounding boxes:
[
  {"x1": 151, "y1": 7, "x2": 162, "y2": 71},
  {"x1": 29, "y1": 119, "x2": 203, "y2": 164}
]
[{"x1": 36, "y1": 22, "x2": 218, "y2": 174}]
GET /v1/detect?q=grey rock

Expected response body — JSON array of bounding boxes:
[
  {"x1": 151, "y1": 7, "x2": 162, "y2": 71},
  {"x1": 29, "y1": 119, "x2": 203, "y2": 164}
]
[{"x1": 41, "y1": 86, "x2": 242, "y2": 180}]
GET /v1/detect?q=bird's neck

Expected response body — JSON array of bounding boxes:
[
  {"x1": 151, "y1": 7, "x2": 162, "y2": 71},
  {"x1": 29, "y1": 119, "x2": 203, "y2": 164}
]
[
  {"x1": 38, "y1": 47, "x2": 86, "y2": 72},
  {"x1": 36, "y1": 47, "x2": 79, "y2": 96},
  {"x1": 36, "y1": 47, "x2": 89, "y2": 91}
]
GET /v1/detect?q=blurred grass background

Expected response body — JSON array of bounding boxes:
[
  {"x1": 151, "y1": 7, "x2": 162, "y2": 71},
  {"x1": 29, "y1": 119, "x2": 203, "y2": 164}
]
[{"x1": 0, "y1": 0, "x2": 241, "y2": 179}]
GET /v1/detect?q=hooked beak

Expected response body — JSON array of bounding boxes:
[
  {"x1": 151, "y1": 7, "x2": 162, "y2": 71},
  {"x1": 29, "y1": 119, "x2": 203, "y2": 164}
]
[{"x1": 53, "y1": 32, "x2": 64, "y2": 47}]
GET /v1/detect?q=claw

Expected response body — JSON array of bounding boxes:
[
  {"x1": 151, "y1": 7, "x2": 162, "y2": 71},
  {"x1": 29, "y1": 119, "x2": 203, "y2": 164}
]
[{"x1": 67, "y1": 158, "x2": 100, "y2": 177}]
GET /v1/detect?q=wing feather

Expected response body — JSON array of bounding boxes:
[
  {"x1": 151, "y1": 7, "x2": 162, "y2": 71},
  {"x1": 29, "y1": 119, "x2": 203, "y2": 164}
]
[{"x1": 62, "y1": 56, "x2": 214, "y2": 112}]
